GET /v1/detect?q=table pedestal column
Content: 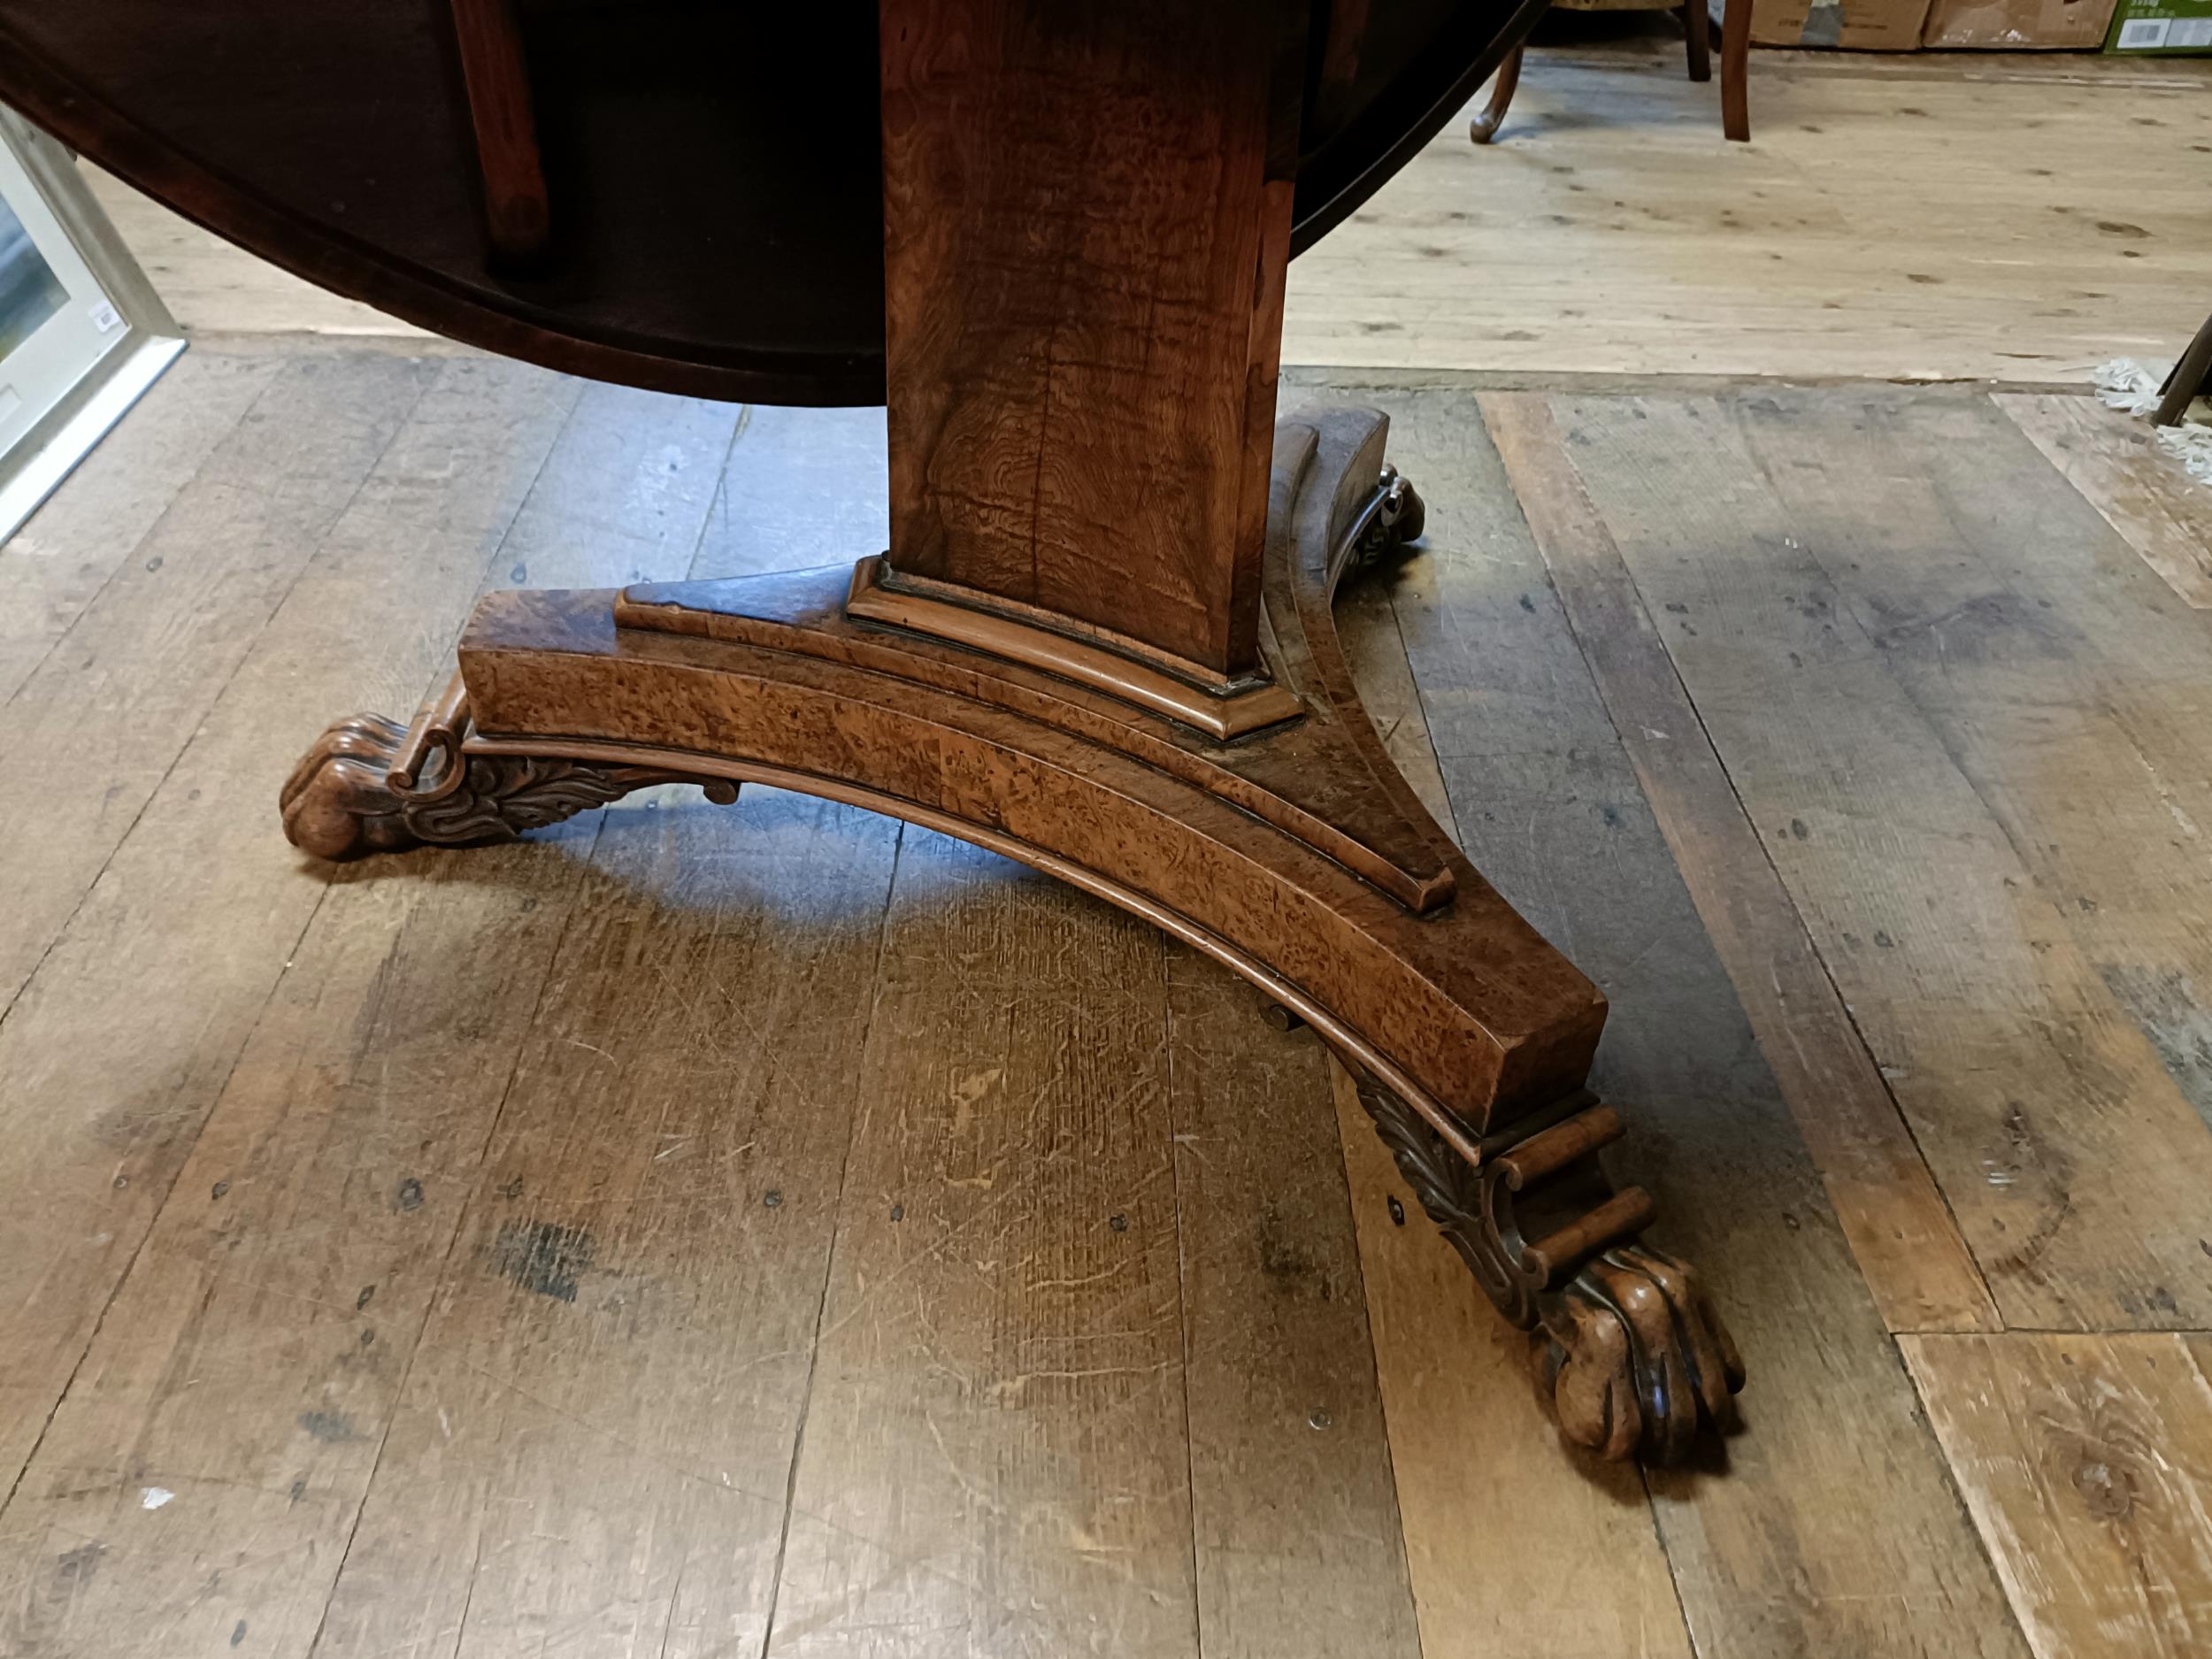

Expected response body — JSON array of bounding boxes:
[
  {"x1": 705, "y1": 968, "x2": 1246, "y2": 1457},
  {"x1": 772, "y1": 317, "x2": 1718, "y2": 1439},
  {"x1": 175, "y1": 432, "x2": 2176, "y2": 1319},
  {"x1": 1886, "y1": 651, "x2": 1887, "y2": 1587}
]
[{"x1": 280, "y1": 0, "x2": 1743, "y2": 1465}]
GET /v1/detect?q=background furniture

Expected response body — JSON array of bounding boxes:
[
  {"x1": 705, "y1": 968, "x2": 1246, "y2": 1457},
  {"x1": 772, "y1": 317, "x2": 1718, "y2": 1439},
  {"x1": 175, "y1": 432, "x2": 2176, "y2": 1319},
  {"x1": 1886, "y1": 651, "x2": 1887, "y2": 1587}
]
[
  {"x1": 2156, "y1": 308, "x2": 2212, "y2": 426},
  {"x1": 1472, "y1": 0, "x2": 1753, "y2": 142}
]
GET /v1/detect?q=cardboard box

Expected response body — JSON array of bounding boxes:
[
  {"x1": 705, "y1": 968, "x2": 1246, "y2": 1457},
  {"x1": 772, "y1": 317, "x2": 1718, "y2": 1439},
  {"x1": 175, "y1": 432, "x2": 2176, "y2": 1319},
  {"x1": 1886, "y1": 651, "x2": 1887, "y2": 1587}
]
[
  {"x1": 2105, "y1": 0, "x2": 2212, "y2": 49},
  {"x1": 1747, "y1": 0, "x2": 1932, "y2": 49},
  {"x1": 1923, "y1": 0, "x2": 2117, "y2": 42}
]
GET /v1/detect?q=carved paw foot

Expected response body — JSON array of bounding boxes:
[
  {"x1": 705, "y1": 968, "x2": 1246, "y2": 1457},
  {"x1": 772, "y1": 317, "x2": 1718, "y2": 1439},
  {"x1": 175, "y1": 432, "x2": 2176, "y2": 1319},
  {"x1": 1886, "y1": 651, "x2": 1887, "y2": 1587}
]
[
  {"x1": 280, "y1": 713, "x2": 422, "y2": 858},
  {"x1": 281, "y1": 704, "x2": 736, "y2": 860},
  {"x1": 1535, "y1": 1245, "x2": 1745, "y2": 1465},
  {"x1": 1348, "y1": 1071, "x2": 1742, "y2": 1464}
]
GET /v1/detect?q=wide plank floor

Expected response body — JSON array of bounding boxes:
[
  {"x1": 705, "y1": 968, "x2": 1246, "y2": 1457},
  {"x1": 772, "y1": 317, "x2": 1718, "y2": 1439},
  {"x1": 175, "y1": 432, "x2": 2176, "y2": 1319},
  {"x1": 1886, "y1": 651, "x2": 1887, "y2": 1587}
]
[
  {"x1": 1288, "y1": 35, "x2": 2212, "y2": 384},
  {"x1": 4, "y1": 342, "x2": 2211, "y2": 1657}
]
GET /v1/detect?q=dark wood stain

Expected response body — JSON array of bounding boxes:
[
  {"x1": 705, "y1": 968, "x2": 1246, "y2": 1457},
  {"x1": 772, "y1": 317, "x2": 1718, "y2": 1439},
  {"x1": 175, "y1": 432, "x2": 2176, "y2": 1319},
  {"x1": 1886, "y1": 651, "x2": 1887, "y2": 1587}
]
[{"x1": 487, "y1": 1218, "x2": 596, "y2": 1302}]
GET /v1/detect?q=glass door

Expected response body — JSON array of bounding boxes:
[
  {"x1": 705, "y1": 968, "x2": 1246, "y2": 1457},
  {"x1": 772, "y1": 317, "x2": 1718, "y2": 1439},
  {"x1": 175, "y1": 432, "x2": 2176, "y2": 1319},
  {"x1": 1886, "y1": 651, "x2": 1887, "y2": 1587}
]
[{"x1": 0, "y1": 107, "x2": 183, "y2": 541}]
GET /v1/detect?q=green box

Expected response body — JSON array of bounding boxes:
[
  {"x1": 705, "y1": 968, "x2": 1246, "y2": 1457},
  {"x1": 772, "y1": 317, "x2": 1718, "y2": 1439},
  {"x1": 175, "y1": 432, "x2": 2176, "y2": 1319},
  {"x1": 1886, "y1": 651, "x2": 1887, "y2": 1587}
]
[{"x1": 2105, "y1": 0, "x2": 2212, "y2": 50}]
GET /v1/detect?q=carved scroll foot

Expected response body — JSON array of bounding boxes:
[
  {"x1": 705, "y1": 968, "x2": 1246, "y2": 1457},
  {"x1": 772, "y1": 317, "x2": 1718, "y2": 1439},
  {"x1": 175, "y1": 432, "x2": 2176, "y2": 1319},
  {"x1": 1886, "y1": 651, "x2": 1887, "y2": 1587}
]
[
  {"x1": 280, "y1": 713, "x2": 423, "y2": 859},
  {"x1": 1468, "y1": 45, "x2": 1524, "y2": 145},
  {"x1": 280, "y1": 687, "x2": 734, "y2": 860},
  {"x1": 1351, "y1": 1073, "x2": 1742, "y2": 1463}
]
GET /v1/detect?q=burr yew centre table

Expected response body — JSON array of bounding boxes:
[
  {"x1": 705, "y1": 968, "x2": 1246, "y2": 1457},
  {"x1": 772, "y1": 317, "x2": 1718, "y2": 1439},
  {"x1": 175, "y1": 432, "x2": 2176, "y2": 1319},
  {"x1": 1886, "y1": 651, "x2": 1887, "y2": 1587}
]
[{"x1": 0, "y1": 0, "x2": 1744, "y2": 1464}]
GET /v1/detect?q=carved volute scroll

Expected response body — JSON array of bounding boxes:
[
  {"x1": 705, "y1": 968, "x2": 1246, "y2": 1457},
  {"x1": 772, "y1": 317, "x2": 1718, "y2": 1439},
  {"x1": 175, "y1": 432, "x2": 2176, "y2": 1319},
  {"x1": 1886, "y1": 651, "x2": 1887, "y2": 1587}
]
[{"x1": 280, "y1": 695, "x2": 736, "y2": 861}]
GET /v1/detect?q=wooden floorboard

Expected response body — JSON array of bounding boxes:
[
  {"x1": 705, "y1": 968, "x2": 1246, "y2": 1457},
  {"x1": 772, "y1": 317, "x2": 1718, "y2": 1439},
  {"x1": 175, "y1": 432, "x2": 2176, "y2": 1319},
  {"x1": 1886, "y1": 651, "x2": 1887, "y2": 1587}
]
[
  {"x1": 312, "y1": 790, "x2": 901, "y2": 1659},
  {"x1": 763, "y1": 835, "x2": 1200, "y2": 1658},
  {"x1": 1307, "y1": 473, "x2": 1694, "y2": 1659},
  {"x1": 1331, "y1": 1070, "x2": 1694, "y2": 1659},
  {"x1": 1283, "y1": 47, "x2": 2212, "y2": 383},
  {"x1": 6, "y1": 353, "x2": 2212, "y2": 1655},
  {"x1": 0, "y1": 365, "x2": 735, "y2": 1647},
  {"x1": 1480, "y1": 389, "x2": 1998, "y2": 1336},
  {"x1": 1781, "y1": 389, "x2": 2212, "y2": 1146},
  {"x1": 2000, "y1": 394, "x2": 2212, "y2": 611},
  {"x1": 0, "y1": 353, "x2": 432, "y2": 1018},
  {"x1": 1903, "y1": 1333, "x2": 2212, "y2": 1659},
  {"x1": 0, "y1": 356, "x2": 562, "y2": 1499},
  {"x1": 1369, "y1": 385, "x2": 2026, "y2": 1659},
  {"x1": 1165, "y1": 949, "x2": 1422, "y2": 1659},
  {"x1": 0, "y1": 349, "x2": 279, "y2": 707},
  {"x1": 0, "y1": 817, "x2": 601, "y2": 1658},
  {"x1": 1555, "y1": 391, "x2": 2212, "y2": 1333},
  {"x1": 688, "y1": 405, "x2": 889, "y2": 585}
]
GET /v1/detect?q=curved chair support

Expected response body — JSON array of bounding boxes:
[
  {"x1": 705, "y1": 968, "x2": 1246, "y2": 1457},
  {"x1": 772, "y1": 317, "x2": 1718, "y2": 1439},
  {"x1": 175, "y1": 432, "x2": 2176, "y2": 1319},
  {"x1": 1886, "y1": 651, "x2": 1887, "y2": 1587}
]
[
  {"x1": 1469, "y1": 45, "x2": 1524, "y2": 144},
  {"x1": 1684, "y1": 0, "x2": 1712, "y2": 81},
  {"x1": 282, "y1": 406, "x2": 1742, "y2": 1463},
  {"x1": 1720, "y1": 0, "x2": 1751, "y2": 142},
  {"x1": 1470, "y1": 1, "x2": 1749, "y2": 145}
]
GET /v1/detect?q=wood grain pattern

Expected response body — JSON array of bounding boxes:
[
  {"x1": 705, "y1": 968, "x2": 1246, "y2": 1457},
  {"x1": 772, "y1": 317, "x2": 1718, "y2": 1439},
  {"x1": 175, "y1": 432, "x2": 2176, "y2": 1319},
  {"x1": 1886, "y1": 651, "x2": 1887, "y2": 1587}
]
[
  {"x1": 70, "y1": 45, "x2": 2212, "y2": 390},
  {"x1": 1556, "y1": 392, "x2": 2212, "y2": 1333},
  {"x1": 0, "y1": 349, "x2": 280, "y2": 704},
  {"x1": 453, "y1": 442, "x2": 1610, "y2": 1146},
  {"x1": 1164, "y1": 949, "x2": 1422, "y2": 1659},
  {"x1": 1328, "y1": 543, "x2": 1457, "y2": 836},
  {"x1": 878, "y1": 0, "x2": 1297, "y2": 674},
  {"x1": 289, "y1": 387, "x2": 841, "y2": 1659},
  {"x1": 0, "y1": 364, "x2": 731, "y2": 1574},
  {"x1": 1903, "y1": 1334, "x2": 2212, "y2": 1659},
  {"x1": 1479, "y1": 391, "x2": 1996, "y2": 1336},
  {"x1": 0, "y1": 355, "x2": 431, "y2": 1016},
  {"x1": 764, "y1": 834, "x2": 1198, "y2": 1656},
  {"x1": 1373, "y1": 386, "x2": 2026, "y2": 1658},
  {"x1": 1329, "y1": 525, "x2": 1697, "y2": 1659},
  {"x1": 1998, "y1": 396, "x2": 2212, "y2": 611},
  {"x1": 0, "y1": 817, "x2": 596, "y2": 1659},
  {"x1": 12, "y1": 352, "x2": 2212, "y2": 1655},
  {"x1": 280, "y1": 384, "x2": 1683, "y2": 1473},
  {"x1": 0, "y1": 357, "x2": 541, "y2": 1498},
  {"x1": 311, "y1": 791, "x2": 900, "y2": 1659},
  {"x1": 1727, "y1": 388, "x2": 2212, "y2": 1144}
]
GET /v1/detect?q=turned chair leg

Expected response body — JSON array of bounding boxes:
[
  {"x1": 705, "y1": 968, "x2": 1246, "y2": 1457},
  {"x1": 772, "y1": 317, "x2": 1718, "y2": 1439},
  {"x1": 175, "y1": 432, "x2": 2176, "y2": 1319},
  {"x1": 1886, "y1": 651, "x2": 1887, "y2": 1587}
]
[
  {"x1": 1470, "y1": 45, "x2": 1525, "y2": 145},
  {"x1": 1720, "y1": 0, "x2": 1750, "y2": 142},
  {"x1": 1683, "y1": 0, "x2": 1711, "y2": 82},
  {"x1": 448, "y1": 0, "x2": 550, "y2": 265}
]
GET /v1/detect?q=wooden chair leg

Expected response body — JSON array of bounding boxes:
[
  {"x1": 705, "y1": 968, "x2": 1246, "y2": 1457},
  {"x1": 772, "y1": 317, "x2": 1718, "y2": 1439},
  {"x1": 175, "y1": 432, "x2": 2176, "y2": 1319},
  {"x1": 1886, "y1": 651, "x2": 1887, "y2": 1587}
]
[
  {"x1": 2154, "y1": 310, "x2": 2212, "y2": 426},
  {"x1": 1684, "y1": 0, "x2": 1712, "y2": 82},
  {"x1": 449, "y1": 0, "x2": 550, "y2": 265},
  {"x1": 1469, "y1": 45, "x2": 1525, "y2": 145},
  {"x1": 1720, "y1": 0, "x2": 1751, "y2": 142}
]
